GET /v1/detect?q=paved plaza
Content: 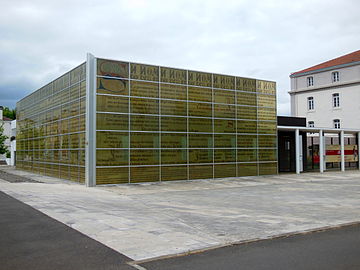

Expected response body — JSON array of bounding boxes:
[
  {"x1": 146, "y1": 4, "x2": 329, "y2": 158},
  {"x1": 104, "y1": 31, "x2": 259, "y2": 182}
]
[{"x1": 1, "y1": 166, "x2": 360, "y2": 261}]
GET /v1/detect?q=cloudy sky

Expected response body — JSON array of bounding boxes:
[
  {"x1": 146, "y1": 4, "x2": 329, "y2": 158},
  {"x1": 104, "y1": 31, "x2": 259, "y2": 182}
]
[{"x1": 1, "y1": 0, "x2": 359, "y2": 115}]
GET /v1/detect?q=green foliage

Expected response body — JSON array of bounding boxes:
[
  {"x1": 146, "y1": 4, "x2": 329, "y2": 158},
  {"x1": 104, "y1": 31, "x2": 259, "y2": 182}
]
[
  {"x1": 2, "y1": 107, "x2": 16, "y2": 120},
  {"x1": 0, "y1": 124, "x2": 8, "y2": 155}
]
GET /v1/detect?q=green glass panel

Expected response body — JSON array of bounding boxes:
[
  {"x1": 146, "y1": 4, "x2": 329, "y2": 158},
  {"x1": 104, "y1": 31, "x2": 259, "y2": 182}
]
[
  {"x1": 258, "y1": 135, "x2": 277, "y2": 148},
  {"x1": 70, "y1": 65, "x2": 82, "y2": 85},
  {"x1": 188, "y1": 71, "x2": 212, "y2": 87},
  {"x1": 96, "y1": 150, "x2": 128, "y2": 166},
  {"x1": 259, "y1": 162, "x2": 277, "y2": 175},
  {"x1": 131, "y1": 149, "x2": 159, "y2": 165},
  {"x1": 79, "y1": 115, "x2": 85, "y2": 131},
  {"x1": 161, "y1": 149, "x2": 187, "y2": 164},
  {"x1": 214, "y1": 89, "x2": 235, "y2": 104},
  {"x1": 161, "y1": 100, "x2": 187, "y2": 116},
  {"x1": 237, "y1": 120, "x2": 257, "y2": 133},
  {"x1": 214, "y1": 134, "x2": 236, "y2": 148},
  {"x1": 131, "y1": 81, "x2": 159, "y2": 98},
  {"x1": 96, "y1": 131, "x2": 129, "y2": 148},
  {"x1": 69, "y1": 101, "x2": 79, "y2": 116},
  {"x1": 238, "y1": 149, "x2": 257, "y2": 162},
  {"x1": 189, "y1": 102, "x2": 212, "y2": 117},
  {"x1": 257, "y1": 94, "x2": 276, "y2": 108},
  {"x1": 97, "y1": 59, "x2": 129, "y2": 78},
  {"x1": 162, "y1": 117, "x2": 186, "y2": 132},
  {"x1": 214, "y1": 164, "x2": 236, "y2": 178},
  {"x1": 161, "y1": 133, "x2": 187, "y2": 148},
  {"x1": 214, "y1": 119, "x2": 235, "y2": 133},
  {"x1": 258, "y1": 121, "x2": 277, "y2": 134},
  {"x1": 189, "y1": 118, "x2": 212, "y2": 133},
  {"x1": 160, "y1": 67, "x2": 187, "y2": 84},
  {"x1": 61, "y1": 119, "x2": 69, "y2": 134},
  {"x1": 80, "y1": 81, "x2": 86, "y2": 97},
  {"x1": 238, "y1": 163, "x2": 258, "y2": 176},
  {"x1": 131, "y1": 132, "x2": 159, "y2": 148},
  {"x1": 79, "y1": 150, "x2": 88, "y2": 167},
  {"x1": 97, "y1": 95, "x2": 128, "y2": 113},
  {"x1": 161, "y1": 166, "x2": 188, "y2": 181},
  {"x1": 237, "y1": 106, "x2": 257, "y2": 120},
  {"x1": 214, "y1": 104, "x2": 235, "y2": 118},
  {"x1": 256, "y1": 80, "x2": 276, "y2": 95},
  {"x1": 189, "y1": 134, "x2": 213, "y2": 148},
  {"x1": 130, "y1": 166, "x2": 159, "y2": 183},
  {"x1": 214, "y1": 149, "x2": 236, "y2": 162},
  {"x1": 61, "y1": 103, "x2": 70, "y2": 118},
  {"x1": 68, "y1": 117, "x2": 79, "y2": 132},
  {"x1": 131, "y1": 97, "x2": 159, "y2": 114},
  {"x1": 130, "y1": 63, "x2": 159, "y2": 81},
  {"x1": 188, "y1": 86, "x2": 212, "y2": 102},
  {"x1": 79, "y1": 167, "x2": 85, "y2": 183},
  {"x1": 236, "y1": 77, "x2": 256, "y2": 92},
  {"x1": 258, "y1": 107, "x2": 276, "y2": 121},
  {"x1": 97, "y1": 114, "x2": 128, "y2": 130},
  {"x1": 258, "y1": 149, "x2": 277, "y2": 161},
  {"x1": 160, "y1": 84, "x2": 187, "y2": 100},
  {"x1": 237, "y1": 135, "x2": 257, "y2": 148},
  {"x1": 70, "y1": 150, "x2": 79, "y2": 164},
  {"x1": 237, "y1": 92, "x2": 257, "y2": 106},
  {"x1": 131, "y1": 115, "x2": 159, "y2": 131},
  {"x1": 213, "y1": 74, "x2": 235, "y2": 89},
  {"x1": 79, "y1": 133, "x2": 85, "y2": 148},
  {"x1": 189, "y1": 149, "x2": 213, "y2": 163},
  {"x1": 97, "y1": 77, "x2": 129, "y2": 95},
  {"x1": 69, "y1": 83, "x2": 80, "y2": 100},
  {"x1": 189, "y1": 165, "x2": 213, "y2": 179},
  {"x1": 96, "y1": 167, "x2": 129, "y2": 184}
]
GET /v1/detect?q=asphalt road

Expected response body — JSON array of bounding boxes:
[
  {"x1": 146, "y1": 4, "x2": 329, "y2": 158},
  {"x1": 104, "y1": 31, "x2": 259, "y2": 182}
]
[
  {"x1": 142, "y1": 224, "x2": 360, "y2": 270},
  {"x1": 0, "y1": 191, "x2": 134, "y2": 270}
]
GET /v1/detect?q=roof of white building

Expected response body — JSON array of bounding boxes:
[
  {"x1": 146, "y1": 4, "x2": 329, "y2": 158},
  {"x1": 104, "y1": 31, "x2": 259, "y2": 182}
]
[{"x1": 291, "y1": 49, "x2": 360, "y2": 77}]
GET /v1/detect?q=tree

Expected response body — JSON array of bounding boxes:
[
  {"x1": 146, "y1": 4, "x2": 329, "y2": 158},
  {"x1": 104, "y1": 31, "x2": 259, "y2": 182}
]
[
  {"x1": 2, "y1": 107, "x2": 16, "y2": 120},
  {"x1": 0, "y1": 124, "x2": 8, "y2": 155}
]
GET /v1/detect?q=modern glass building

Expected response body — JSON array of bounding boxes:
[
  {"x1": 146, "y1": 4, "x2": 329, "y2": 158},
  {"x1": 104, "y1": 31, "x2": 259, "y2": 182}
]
[{"x1": 16, "y1": 54, "x2": 277, "y2": 186}]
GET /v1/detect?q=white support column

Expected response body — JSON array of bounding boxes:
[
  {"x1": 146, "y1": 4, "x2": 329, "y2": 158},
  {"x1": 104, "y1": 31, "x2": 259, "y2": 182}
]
[
  {"x1": 85, "y1": 53, "x2": 97, "y2": 187},
  {"x1": 295, "y1": 129, "x2": 300, "y2": 174},
  {"x1": 340, "y1": 131, "x2": 345, "y2": 172},
  {"x1": 319, "y1": 130, "x2": 324, "y2": 173},
  {"x1": 358, "y1": 132, "x2": 360, "y2": 170}
]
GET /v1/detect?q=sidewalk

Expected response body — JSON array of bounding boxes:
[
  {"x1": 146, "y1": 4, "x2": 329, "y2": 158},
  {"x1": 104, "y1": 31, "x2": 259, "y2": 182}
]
[{"x1": 1, "y1": 166, "x2": 360, "y2": 261}]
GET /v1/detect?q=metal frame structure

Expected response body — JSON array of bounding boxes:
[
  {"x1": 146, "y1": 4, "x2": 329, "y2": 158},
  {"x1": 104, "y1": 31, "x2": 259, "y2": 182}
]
[{"x1": 278, "y1": 125, "x2": 360, "y2": 174}]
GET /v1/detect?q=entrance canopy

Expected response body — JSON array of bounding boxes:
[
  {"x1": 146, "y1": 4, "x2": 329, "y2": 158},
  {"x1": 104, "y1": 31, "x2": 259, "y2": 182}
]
[{"x1": 277, "y1": 126, "x2": 360, "y2": 174}]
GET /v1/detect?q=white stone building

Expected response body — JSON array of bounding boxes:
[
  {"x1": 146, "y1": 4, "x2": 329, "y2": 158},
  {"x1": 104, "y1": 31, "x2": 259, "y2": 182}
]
[
  {"x1": 289, "y1": 50, "x2": 360, "y2": 129},
  {"x1": 0, "y1": 106, "x2": 13, "y2": 164},
  {"x1": 10, "y1": 120, "x2": 16, "y2": 166}
]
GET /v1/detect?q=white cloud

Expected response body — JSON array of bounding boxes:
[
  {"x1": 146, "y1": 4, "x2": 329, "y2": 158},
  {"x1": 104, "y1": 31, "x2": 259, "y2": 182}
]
[{"x1": 0, "y1": 0, "x2": 359, "y2": 114}]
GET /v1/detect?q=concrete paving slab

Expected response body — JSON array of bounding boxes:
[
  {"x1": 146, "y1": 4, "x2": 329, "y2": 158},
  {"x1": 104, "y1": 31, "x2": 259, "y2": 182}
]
[{"x1": 1, "y1": 166, "x2": 360, "y2": 261}]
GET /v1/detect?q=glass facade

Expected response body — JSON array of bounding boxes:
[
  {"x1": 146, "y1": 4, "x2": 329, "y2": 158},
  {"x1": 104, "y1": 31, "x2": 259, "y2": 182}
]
[
  {"x1": 95, "y1": 58, "x2": 277, "y2": 184},
  {"x1": 16, "y1": 63, "x2": 86, "y2": 182},
  {"x1": 16, "y1": 55, "x2": 277, "y2": 185}
]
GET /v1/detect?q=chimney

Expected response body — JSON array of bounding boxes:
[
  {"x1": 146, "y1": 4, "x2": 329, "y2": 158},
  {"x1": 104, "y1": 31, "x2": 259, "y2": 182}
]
[{"x1": 0, "y1": 106, "x2": 3, "y2": 121}]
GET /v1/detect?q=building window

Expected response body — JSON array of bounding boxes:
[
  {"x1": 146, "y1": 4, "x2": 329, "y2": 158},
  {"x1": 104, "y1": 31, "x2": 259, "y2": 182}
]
[
  {"x1": 308, "y1": 121, "x2": 314, "y2": 127},
  {"x1": 307, "y1": 97, "x2": 314, "y2": 110},
  {"x1": 332, "y1": 93, "x2": 340, "y2": 107},
  {"x1": 333, "y1": 119, "x2": 340, "y2": 129},
  {"x1": 332, "y1": 71, "x2": 339, "y2": 82},
  {"x1": 307, "y1": 76, "x2": 314, "y2": 87}
]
